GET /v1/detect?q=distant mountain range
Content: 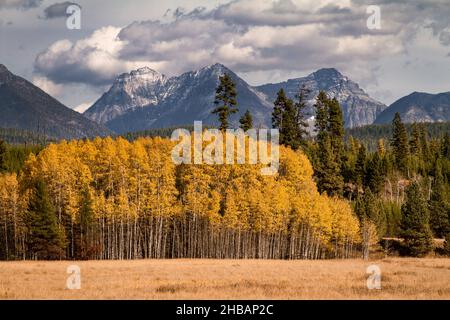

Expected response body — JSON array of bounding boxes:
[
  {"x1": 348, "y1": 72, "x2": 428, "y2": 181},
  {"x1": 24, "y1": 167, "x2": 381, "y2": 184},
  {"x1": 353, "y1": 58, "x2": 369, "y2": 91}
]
[
  {"x1": 85, "y1": 64, "x2": 274, "y2": 133},
  {"x1": 0, "y1": 64, "x2": 111, "y2": 140},
  {"x1": 84, "y1": 64, "x2": 389, "y2": 133},
  {"x1": 256, "y1": 68, "x2": 387, "y2": 128},
  {"x1": 374, "y1": 91, "x2": 450, "y2": 125},
  {"x1": 1, "y1": 63, "x2": 449, "y2": 141}
]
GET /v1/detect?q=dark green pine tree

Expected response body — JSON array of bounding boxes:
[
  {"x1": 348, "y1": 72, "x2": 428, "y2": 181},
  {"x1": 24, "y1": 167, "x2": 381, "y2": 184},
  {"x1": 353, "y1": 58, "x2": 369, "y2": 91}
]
[
  {"x1": 313, "y1": 91, "x2": 329, "y2": 137},
  {"x1": 341, "y1": 136, "x2": 358, "y2": 186},
  {"x1": 293, "y1": 84, "x2": 310, "y2": 147},
  {"x1": 314, "y1": 92, "x2": 344, "y2": 196},
  {"x1": 239, "y1": 110, "x2": 253, "y2": 131},
  {"x1": 327, "y1": 97, "x2": 345, "y2": 164},
  {"x1": 281, "y1": 101, "x2": 300, "y2": 150},
  {"x1": 365, "y1": 189, "x2": 386, "y2": 237},
  {"x1": 354, "y1": 143, "x2": 366, "y2": 187},
  {"x1": 314, "y1": 91, "x2": 330, "y2": 192},
  {"x1": 212, "y1": 73, "x2": 238, "y2": 131},
  {"x1": 272, "y1": 88, "x2": 286, "y2": 130},
  {"x1": 419, "y1": 125, "x2": 430, "y2": 162},
  {"x1": 316, "y1": 135, "x2": 343, "y2": 196},
  {"x1": 26, "y1": 179, "x2": 66, "y2": 260},
  {"x1": 365, "y1": 152, "x2": 384, "y2": 195},
  {"x1": 440, "y1": 133, "x2": 449, "y2": 159},
  {"x1": 0, "y1": 140, "x2": 7, "y2": 173},
  {"x1": 409, "y1": 123, "x2": 421, "y2": 155},
  {"x1": 400, "y1": 182, "x2": 433, "y2": 257},
  {"x1": 391, "y1": 112, "x2": 409, "y2": 173},
  {"x1": 429, "y1": 162, "x2": 450, "y2": 238},
  {"x1": 272, "y1": 89, "x2": 300, "y2": 150}
]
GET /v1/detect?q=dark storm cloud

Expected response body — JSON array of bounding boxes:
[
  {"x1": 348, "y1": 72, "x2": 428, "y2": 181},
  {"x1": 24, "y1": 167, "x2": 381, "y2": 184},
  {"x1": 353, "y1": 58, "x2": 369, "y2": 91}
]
[{"x1": 41, "y1": 1, "x2": 80, "y2": 19}]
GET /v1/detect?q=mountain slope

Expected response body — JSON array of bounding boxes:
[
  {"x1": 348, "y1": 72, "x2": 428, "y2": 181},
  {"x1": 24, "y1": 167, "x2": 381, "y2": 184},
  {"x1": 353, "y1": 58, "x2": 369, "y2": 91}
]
[
  {"x1": 0, "y1": 64, "x2": 111, "y2": 140},
  {"x1": 374, "y1": 91, "x2": 450, "y2": 124},
  {"x1": 84, "y1": 67, "x2": 168, "y2": 124},
  {"x1": 256, "y1": 68, "x2": 387, "y2": 128},
  {"x1": 87, "y1": 64, "x2": 273, "y2": 133},
  {"x1": 85, "y1": 65, "x2": 387, "y2": 133}
]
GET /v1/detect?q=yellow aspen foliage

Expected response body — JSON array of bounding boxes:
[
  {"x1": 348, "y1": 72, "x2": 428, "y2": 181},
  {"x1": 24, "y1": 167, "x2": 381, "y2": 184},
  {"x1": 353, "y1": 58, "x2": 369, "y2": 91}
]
[
  {"x1": 0, "y1": 173, "x2": 27, "y2": 259},
  {"x1": 13, "y1": 136, "x2": 360, "y2": 259},
  {"x1": 328, "y1": 197, "x2": 361, "y2": 257}
]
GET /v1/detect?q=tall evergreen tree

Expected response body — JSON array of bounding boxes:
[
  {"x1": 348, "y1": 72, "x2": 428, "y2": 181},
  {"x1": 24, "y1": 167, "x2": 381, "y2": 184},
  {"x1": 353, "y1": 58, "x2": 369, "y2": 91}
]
[
  {"x1": 400, "y1": 182, "x2": 433, "y2": 257},
  {"x1": 419, "y1": 125, "x2": 430, "y2": 162},
  {"x1": 272, "y1": 88, "x2": 286, "y2": 130},
  {"x1": 355, "y1": 143, "x2": 366, "y2": 187},
  {"x1": 25, "y1": 179, "x2": 66, "y2": 260},
  {"x1": 365, "y1": 152, "x2": 384, "y2": 195},
  {"x1": 239, "y1": 110, "x2": 253, "y2": 131},
  {"x1": 314, "y1": 92, "x2": 344, "y2": 196},
  {"x1": 429, "y1": 162, "x2": 450, "y2": 238},
  {"x1": 293, "y1": 85, "x2": 310, "y2": 147},
  {"x1": 365, "y1": 189, "x2": 386, "y2": 236},
  {"x1": 328, "y1": 97, "x2": 345, "y2": 164},
  {"x1": 391, "y1": 112, "x2": 409, "y2": 173},
  {"x1": 314, "y1": 91, "x2": 329, "y2": 138},
  {"x1": 441, "y1": 133, "x2": 450, "y2": 159},
  {"x1": 272, "y1": 89, "x2": 300, "y2": 150},
  {"x1": 409, "y1": 123, "x2": 421, "y2": 155},
  {"x1": 212, "y1": 73, "x2": 238, "y2": 131},
  {"x1": 315, "y1": 135, "x2": 343, "y2": 196}
]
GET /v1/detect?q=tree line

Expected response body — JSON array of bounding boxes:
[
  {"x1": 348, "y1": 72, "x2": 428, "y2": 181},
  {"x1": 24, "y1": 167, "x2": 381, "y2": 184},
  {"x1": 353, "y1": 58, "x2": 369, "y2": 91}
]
[
  {"x1": 211, "y1": 73, "x2": 449, "y2": 257},
  {"x1": 345, "y1": 121, "x2": 450, "y2": 151},
  {"x1": 0, "y1": 73, "x2": 449, "y2": 260},
  {"x1": 0, "y1": 136, "x2": 360, "y2": 260}
]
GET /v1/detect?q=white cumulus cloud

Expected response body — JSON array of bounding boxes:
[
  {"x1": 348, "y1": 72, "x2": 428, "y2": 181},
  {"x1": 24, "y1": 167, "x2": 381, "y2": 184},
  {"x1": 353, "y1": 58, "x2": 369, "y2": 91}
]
[
  {"x1": 33, "y1": 0, "x2": 450, "y2": 90},
  {"x1": 34, "y1": 26, "x2": 156, "y2": 86}
]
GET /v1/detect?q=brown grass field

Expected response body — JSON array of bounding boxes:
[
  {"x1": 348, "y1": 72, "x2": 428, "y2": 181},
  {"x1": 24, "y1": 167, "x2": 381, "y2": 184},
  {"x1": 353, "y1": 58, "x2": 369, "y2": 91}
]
[{"x1": 0, "y1": 258, "x2": 449, "y2": 300}]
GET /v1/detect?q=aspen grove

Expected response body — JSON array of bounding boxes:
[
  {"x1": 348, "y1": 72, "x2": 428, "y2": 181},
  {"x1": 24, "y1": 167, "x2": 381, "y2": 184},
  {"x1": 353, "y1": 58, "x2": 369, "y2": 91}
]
[{"x1": 0, "y1": 136, "x2": 360, "y2": 260}]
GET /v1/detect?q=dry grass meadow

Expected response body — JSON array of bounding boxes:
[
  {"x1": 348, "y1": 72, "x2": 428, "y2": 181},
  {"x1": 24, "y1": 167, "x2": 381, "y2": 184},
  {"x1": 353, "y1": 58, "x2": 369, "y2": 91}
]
[{"x1": 0, "y1": 258, "x2": 449, "y2": 300}]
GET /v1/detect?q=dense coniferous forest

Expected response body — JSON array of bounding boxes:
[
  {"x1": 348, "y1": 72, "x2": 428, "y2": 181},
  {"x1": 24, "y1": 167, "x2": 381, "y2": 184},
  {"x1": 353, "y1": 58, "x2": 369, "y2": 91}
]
[
  {"x1": 0, "y1": 76, "x2": 449, "y2": 260},
  {"x1": 345, "y1": 122, "x2": 450, "y2": 151},
  {"x1": 0, "y1": 128, "x2": 53, "y2": 145}
]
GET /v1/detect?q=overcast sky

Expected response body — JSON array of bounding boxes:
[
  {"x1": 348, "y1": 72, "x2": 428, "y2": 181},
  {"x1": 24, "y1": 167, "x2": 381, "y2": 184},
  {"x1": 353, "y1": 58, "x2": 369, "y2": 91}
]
[{"x1": 1, "y1": 0, "x2": 450, "y2": 112}]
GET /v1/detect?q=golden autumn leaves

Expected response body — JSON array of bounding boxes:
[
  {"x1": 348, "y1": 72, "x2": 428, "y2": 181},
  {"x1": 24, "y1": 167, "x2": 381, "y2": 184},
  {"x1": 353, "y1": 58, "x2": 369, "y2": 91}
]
[{"x1": 0, "y1": 136, "x2": 360, "y2": 259}]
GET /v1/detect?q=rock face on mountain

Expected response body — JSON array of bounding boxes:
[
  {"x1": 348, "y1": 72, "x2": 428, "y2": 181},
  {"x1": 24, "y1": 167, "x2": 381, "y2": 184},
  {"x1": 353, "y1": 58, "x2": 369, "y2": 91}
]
[
  {"x1": 84, "y1": 67, "x2": 168, "y2": 124},
  {"x1": 86, "y1": 64, "x2": 273, "y2": 133},
  {"x1": 374, "y1": 91, "x2": 450, "y2": 124},
  {"x1": 0, "y1": 64, "x2": 111, "y2": 140},
  {"x1": 85, "y1": 64, "x2": 388, "y2": 133},
  {"x1": 256, "y1": 68, "x2": 387, "y2": 128}
]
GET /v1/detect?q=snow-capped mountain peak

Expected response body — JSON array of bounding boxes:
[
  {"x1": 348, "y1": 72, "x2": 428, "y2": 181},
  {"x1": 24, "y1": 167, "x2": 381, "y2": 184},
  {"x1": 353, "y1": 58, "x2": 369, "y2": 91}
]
[
  {"x1": 84, "y1": 67, "x2": 167, "y2": 124},
  {"x1": 84, "y1": 64, "x2": 388, "y2": 132},
  {"x1": 256, "y1": 68, "x2": 387, "y2": 128},
  {"x1": 116, "y1": 67, "x2": 166, "y2": 84}
]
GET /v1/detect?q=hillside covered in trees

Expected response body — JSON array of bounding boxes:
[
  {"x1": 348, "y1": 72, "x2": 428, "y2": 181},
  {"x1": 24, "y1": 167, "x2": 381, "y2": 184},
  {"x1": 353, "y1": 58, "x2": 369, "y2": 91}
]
[{"x1": 345, "y1": 122, "x2": 449, "y2": 151}]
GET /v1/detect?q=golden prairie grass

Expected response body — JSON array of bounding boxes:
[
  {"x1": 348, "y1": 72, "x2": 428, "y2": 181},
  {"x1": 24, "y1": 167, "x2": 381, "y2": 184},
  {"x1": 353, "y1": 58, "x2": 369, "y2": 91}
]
[{"x1": 0, "y1": 258, "x2": 449, "y2": 300}]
